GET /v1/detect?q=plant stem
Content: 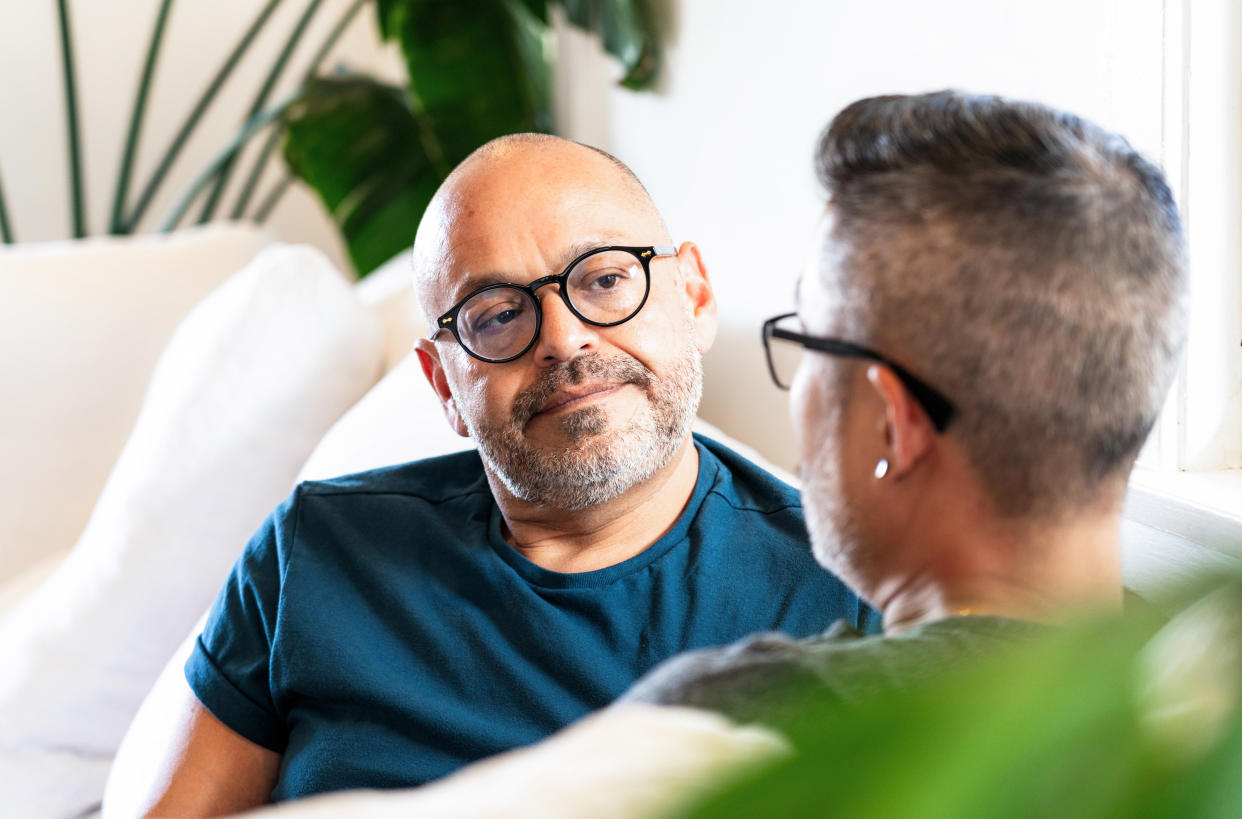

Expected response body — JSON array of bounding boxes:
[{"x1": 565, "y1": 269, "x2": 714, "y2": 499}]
[
  {"x1": 56, "y1": 0, "x2": 87, "y2": 238},
  {"x1": 197, "y1": 0, "x2": 327, "y2": 224},
  {"x1": 125, "y1": 0, "x2": 286, "y2": 233},
  {"x1": 231, "y1": 0, "x2": 368, "y2": 220},
  {"x1": 159, "y1": 100, "x2": 294, "y2": 233},
  {"x1": 253, "y1": 174, "x2": 295, "y2": 223},
  {"x1": 0, "y1": 165, "x2": 14, "y2": 243},
  {"x1": 110, "y1": 0, "x2": 176, "y2": 234}
]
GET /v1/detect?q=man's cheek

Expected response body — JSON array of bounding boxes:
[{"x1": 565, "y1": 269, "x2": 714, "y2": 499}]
[{"x1": 452, "y1": 381, "x2": 495, "y2": 429}]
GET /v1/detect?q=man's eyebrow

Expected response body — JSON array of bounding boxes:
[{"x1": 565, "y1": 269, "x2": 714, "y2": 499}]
[
  {"x1": 557, "y1": 235, "x2": 628, "y2": 269},
  {"x1": 452, "y1": 271, "x2": 515, "y2": 300},
  {"x1": 450, "y1": 235, "x2": 628, "y2": 302}
]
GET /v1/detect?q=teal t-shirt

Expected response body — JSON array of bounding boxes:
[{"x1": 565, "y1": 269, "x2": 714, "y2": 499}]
[{"x1": 186, "y1": 434, "x2": 873, "y2": 800}]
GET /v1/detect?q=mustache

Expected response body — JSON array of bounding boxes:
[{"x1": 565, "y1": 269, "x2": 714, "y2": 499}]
[{"x1": 511, "y1": 353, "x2": 654, "y2": 427}]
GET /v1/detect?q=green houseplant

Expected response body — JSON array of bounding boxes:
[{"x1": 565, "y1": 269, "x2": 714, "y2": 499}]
[
  {"x1": 680, "y1": 575, "x2": 1242, "y2": 819},
  {"x1": 2, "y1": 0, "x2": 659, "y2": 277}
]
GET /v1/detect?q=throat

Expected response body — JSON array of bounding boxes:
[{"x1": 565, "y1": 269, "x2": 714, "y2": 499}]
[{"x1": 497, "y1": 438, "x2": 701, "y2": 573}]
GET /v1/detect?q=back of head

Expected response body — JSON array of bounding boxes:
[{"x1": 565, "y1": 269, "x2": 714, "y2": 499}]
[{"x1": 815, "y1": 91, "x2": 1188, "y2": 519}]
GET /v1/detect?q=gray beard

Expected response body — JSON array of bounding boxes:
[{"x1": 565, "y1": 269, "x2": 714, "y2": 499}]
[
  {"x1": 800, "y1": 397, "x2": 872, "y2": 590},
  {"x1": 466, "y1": 341, "x2": 703, "y2": 510}
]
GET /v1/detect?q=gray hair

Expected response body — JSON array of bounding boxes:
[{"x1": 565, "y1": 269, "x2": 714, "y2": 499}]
[{"x1": 815, "y1": 91, "x2": 1188, "y2": 518}]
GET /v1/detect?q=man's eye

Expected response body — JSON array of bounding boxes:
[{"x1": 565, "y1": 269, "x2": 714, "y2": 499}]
[
  {"x1": 584, "y1": 267, "x2": 629, "y2": 290},
  {"x1": 471, "y1": 303, "x2": 526, "y2": 334}
]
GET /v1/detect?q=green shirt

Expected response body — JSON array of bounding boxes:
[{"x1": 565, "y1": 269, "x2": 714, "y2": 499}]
[{"x1": 620, "y1": 616, "x2": 1044, "y2": 733}]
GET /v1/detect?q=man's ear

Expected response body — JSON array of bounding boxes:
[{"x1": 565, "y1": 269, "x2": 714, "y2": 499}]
[
  {"x1": 415, "y1": 338, "x2": 470, "y2": 438},
  {"x1": 864, "y1": 365, "x2": 934, "y2": 478},
  {"x1": 673, "y1": 241, "x2": 717, "y2": 353}
]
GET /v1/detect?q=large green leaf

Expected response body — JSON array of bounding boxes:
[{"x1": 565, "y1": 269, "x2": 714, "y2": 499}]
[
  {"x1": 555, "y1": 0, "x2": 658, "y2": 90},
  {"x1": 382, "y1": 0, "x2": 548, "y2": 169},
  {"x1": 282, "y1": 75, "x2": 441, "y2": 276},
  {"x1": 281, "y1": 0, "x2": 659, "y2": 276}
]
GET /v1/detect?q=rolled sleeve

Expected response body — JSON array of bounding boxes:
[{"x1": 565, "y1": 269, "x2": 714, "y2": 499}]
[
  {"x1": 184, "y1": 490, "x2": 299, "y2": 752},
  {"x1": 186, "y1": 635, "x2": 285, "y2": 751}
]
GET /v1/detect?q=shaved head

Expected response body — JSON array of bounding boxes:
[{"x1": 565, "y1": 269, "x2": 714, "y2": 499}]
[{"x1": 413, "y1": 134, "x2": 669, "y2": 323}]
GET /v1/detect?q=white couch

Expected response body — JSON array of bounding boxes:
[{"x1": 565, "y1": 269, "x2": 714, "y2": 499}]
[
  {"x1": 1, "y1": 226, "x2": 1238, "y2": 818},
  {"x1": 0, "y1": 226, "x2": 798, "y2": 818}
]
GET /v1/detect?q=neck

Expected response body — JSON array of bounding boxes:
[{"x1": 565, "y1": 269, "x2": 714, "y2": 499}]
[
  {"x1": 873, "y1": 503, "x2": 1124, "y2": 635},
  {"x1": 486, "y1": 436, "x2": 701, "y2": 573}
]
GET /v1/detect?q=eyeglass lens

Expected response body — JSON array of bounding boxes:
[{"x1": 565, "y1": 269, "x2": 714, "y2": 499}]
[
  {"x1": 455, "y1": 249, "x2": 648, "y2": 361},
  {"x1": 766, "y1": 317, "x2": 804, "y2": 389}
]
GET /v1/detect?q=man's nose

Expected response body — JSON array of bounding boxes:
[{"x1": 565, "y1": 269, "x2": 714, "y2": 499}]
[{"x1": 532, "y1": 286, "x2": 598, "y2": 364}]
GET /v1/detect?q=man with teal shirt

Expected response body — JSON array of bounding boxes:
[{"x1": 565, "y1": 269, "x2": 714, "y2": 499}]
[{"x1": 139, "y1": 134, "x2": 871, "y2": 813}]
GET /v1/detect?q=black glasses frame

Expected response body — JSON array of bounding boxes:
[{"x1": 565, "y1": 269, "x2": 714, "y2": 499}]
[
  {"x1": 762, "y1": 312, "x2": 956, "y2": 432},
  {"x1": 431, "y1": 244, "x2": 677, "y2": 364}
]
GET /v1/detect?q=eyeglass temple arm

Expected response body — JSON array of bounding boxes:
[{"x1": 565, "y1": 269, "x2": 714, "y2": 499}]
[
  {"x1": 891, "y1": 367, "x2": 955, "y2": 432},
  {"x1": 767, "y1": 319, "x2": 955, "y2": 433},
  {"x1": 832, "y1": 352, "x2": 955, "y2": 433}
]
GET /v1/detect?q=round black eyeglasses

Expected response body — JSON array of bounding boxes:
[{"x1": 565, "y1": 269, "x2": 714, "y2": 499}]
[
  {"x1": 762, "y1": 312, "x2": 956, "y2": 432},
  {"x1": 430, "y1": 245, "x2": 677, "y2": 363}
]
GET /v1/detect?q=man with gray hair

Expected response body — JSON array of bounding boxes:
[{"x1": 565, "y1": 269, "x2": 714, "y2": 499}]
[{"x1": 623, "y1": 90, "x2": 1188, "y2": 724}]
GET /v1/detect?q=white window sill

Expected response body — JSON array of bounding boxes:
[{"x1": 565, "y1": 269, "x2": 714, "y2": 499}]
[{"x1": 1121, "y1": 467, "x2": 1242, "y2": 596}]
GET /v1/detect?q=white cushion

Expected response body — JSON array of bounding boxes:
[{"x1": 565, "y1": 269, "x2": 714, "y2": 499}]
[
  {"x1": 235, "y1": 705, "x2": 787, "y2": 819},
  {"x1": 0, "y1": 245, "x2": 384, "y2": 819},
  {"x1": 354, "y1": 248, "x2": 423, "y2": 376},
  {"x1": 103, "y1": 613, "x2": 207, "y2": 819},
  {"x1": 0, "y1": 224, "x2": 273, "y2": 583},
  {"x1": 0, "y1": 549, "x2": 67, "y2": 622},
  {"x1": 296, "y1": 351, "x2": 471, "y2": 482}
]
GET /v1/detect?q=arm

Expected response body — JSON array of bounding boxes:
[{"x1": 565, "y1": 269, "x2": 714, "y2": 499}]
[
  {"x1": 106, "y1": 672, "x2": 280, "y2": 818},
  {"x1": 144, "y1": 686, "x2": 280, "y2": 817},
  {"x1": 109, "y1": 499, "x2": 293, "y2": 817}
]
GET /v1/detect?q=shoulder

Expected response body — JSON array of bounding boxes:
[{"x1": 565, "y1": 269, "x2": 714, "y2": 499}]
[
  {"x1": 241, "y1": 450, "x2": 490, "y2": 572},
  {"x1": 622, "y1": 630, "x2": 831, "y2": 712},
  {"x1": 294, "y1": 448, "x2": 490, "y2": 506},
  {"x1": 247, "y1": 450, "x2": 493, "y2": 576},
  {"x1": 693, "y1": 433, "x2": 801, "y2": 516},
  {"x1": 894, "y1": 615, "x2": 1049, "y2": 653},
  {"x1": 787, "y1": 616, "x2": 1047, "y2": 695},
  {"x1": 687, "y1": 434, "x2": 873, "y2": 628},
  {"x1": 689, "y1": 434, "x2": 815, "y2": 571}
]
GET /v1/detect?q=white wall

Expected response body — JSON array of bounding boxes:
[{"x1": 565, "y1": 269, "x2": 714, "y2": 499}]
[
  {"x1": 0, "y1": 0, "x2": 405, "y2": 276},
  {"x1": 7, "y1": 1, "x2": 1222, "y2": 473},
  {"x1": 1175, "y1": 0, "x2": 1242, "y2": 471},
  {"x1": 555, "y1": 0, "x2": 1167, "y2": 470}
]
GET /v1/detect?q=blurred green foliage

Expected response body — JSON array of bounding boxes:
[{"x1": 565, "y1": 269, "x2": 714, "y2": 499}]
[
  {"x1": 283, "y1": 0, "x2": 660, "y2": 276},
  {"x1": 681, "y1": 576, "x2": 1242, "y2": 819}
]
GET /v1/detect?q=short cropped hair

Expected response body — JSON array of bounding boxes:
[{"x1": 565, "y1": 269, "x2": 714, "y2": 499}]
[{"x1": 815, "y1": 91, "x2": 1188, "y2": 518}]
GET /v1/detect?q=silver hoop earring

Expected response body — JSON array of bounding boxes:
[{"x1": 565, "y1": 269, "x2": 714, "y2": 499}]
[{"x1": 874, "y1": 459, "x2": 889, "y2": 479}]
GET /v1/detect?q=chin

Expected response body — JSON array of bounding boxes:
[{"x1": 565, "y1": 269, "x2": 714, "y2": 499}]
[{"x1": 549, "y1": 405, "x2": 611, "y2": 444}]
